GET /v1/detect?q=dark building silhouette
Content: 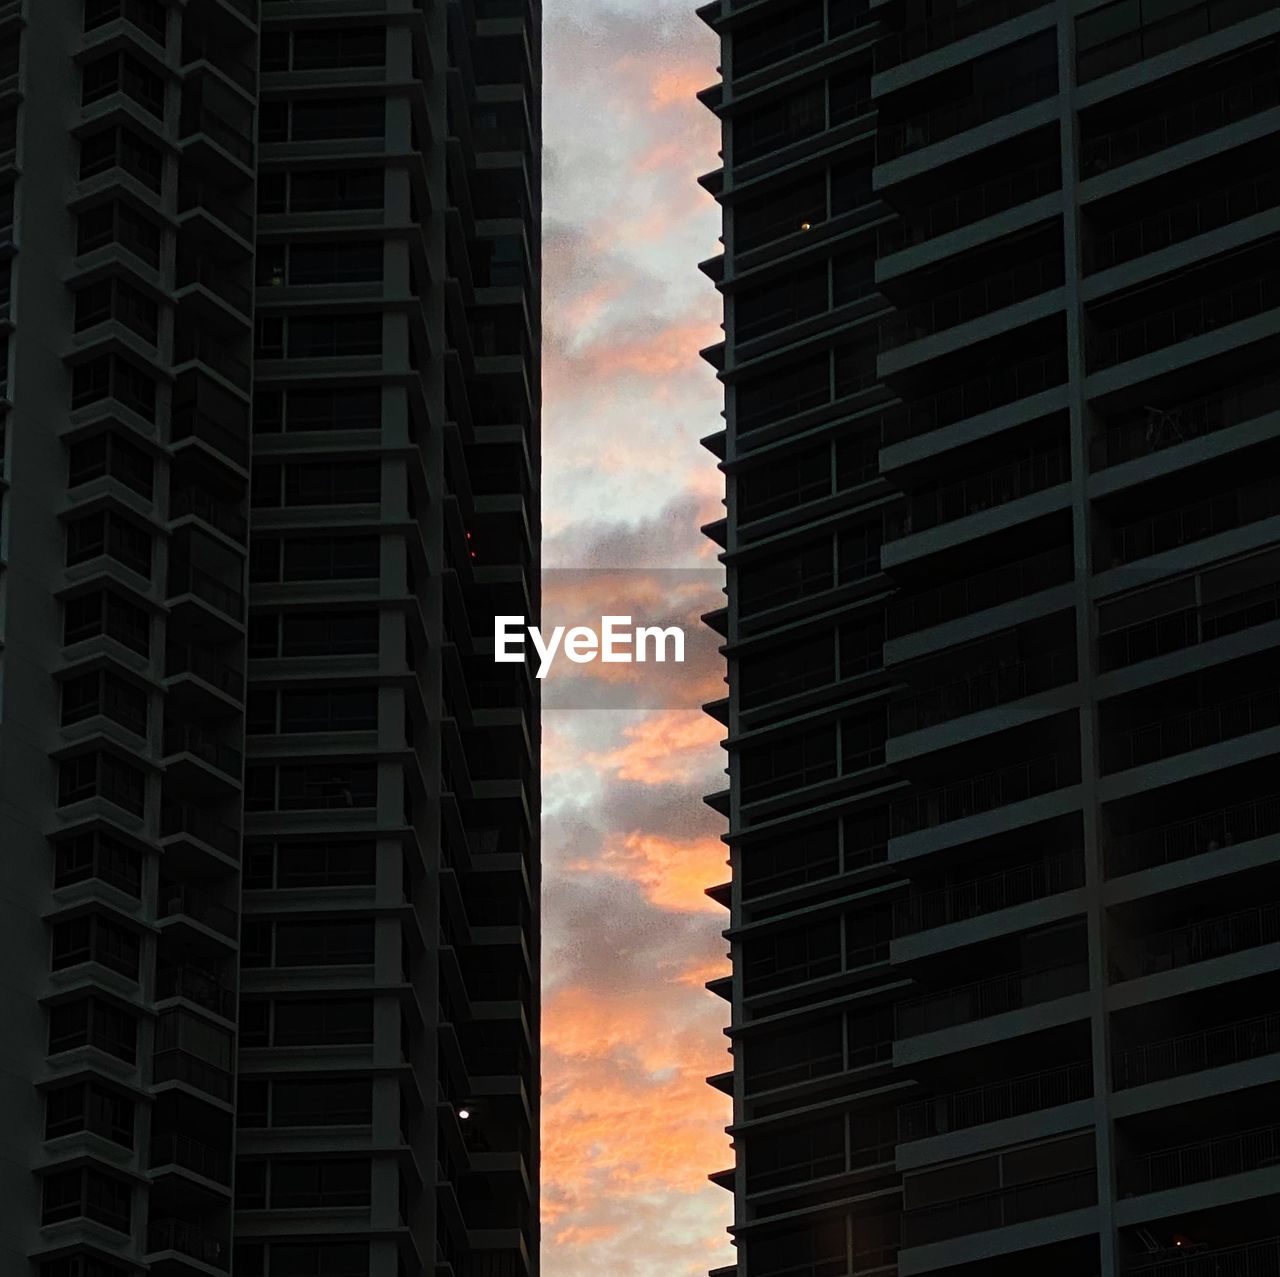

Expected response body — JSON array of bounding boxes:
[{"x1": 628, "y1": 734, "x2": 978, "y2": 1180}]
[
  {"x1": 0, "y1": 3, "x2": 539, "y2": 1276},
  {"x1": 700, "y1": 2, "x2": 1280, "y2": 1275}
]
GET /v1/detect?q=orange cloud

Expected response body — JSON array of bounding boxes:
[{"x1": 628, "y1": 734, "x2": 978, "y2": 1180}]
[
  {"x1": 569, "y1": 830, "x2": 728, "y2": 914},
  {"x1": 587, "y1": 710, "x2": 723, "y2": 784}
]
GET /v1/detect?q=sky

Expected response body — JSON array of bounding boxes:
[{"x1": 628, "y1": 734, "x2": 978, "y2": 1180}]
[{"x1": 539, "y1": 2, "x2": 732, "y2": 1275}]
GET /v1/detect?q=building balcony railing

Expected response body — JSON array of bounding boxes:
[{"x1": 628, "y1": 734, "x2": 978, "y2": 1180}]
[
  {"x1": 167, "y1": 564, "x2": 245, "y2": 621},
  {"x1": 888, "y1": 648, "x2": 1077, "y2": 736},
  {"x1": 1118, "y1": 1120, "x2": 1280, "y2": 1198},
  {"x1": 1086, "y1": 169, "x2": 1280, "y2": 275},
  {"x1": 896, "y1": 960, "x2": 1090, "y2": 1038},
  {"x1": 1126, "y1": 1236, "x2": 1280, "y2": 1277},
  {"x1": 892, "y1": 752, "x2": 1078, "y2": 837},
  {"x1": 170, "y1": 487, "x2": 248, "y2": 543},
  {"x1": 159, "y1": 883, "x2": 237, "y2": 938},
  {"x1": 156, "y1": 964, "x2": 236, "y2": 1018},
  {"x1": 150, "y1": 1132, "x2": 232, "y2": 1184},
  {"x1": 177, "y1": 257, "x2": 253, "y2": 315},
  {"x1": 152, "y1": 1048, "x2": 233, "y2": 1101},
  {"x1": 898, "y1": 1059, "x2": 1091, "y2": 1141},
  {"x1": 882, "y1": 348, "x2": 1068, "y2": 444},
  {"x1": 174, "y1": 331, "x2": 251, "y2": 390},
  {"x1": 147, "y1": 1219, "x2": 230, "y2": 1271},
  {"x1": 1109, "y1": 472, "x2": 1280, "y2": 565},
  {"x1": 886, "y1": 444, "x2": 1070, "y2": 541},
  {"x1": 180, "y1": 106, "x2": 254, "y2": 166},
  {"x1": 1105, "y1": 792, "x2": 1280, "y2": 878},
  {"x1": 1102, "y1": 686, "x2": 1280, "y2": 774},
  {"x1": 165, "y1": 642, "x2": 244, "y2": 697},
  {"x1": 1114, "y1": 1009, "x2": 1280, "y2": 1091},
  {"x1": 162, "y1": 724, "x2": 243, "y2": 778},
  {"x1": 161, "y1": 804, "x2": 241, "y2": 860},
  {"x1": 178, "y1": 182, "x2": 254, "y2": 242},
  {"x1": 1081, "y1": 66, "x2": 1280, "y2": 179},
  {"x1": 1087, "y1": 267, "x2": 1280, "y2": 372},
  {"x1": 874, "y1": 0, "x2": 1052, "y2": 72},
  {"x1": 893, "y1": 849, "x2": 1085, "y2": 935},
  {"x1": 881, "y1": 252, "x2": 1065, "y2": 350},
  {"x1": 181, "y1": 38, "x2": 256, "y2": 94},
  {"x1": 1118, "y1": 901, "x2": 1280, "y2": 981},
  {"x1": 879, "y1": 160, "x2": 1061, "y2": 257},
  {"x1": 902, "y1": 1168, "x2": 1096, "y2": 1246},
  {"x1": 1092, "y1": 371, "x2": 1280, "y2": 470},
  {"x1": 887, "y1": 544, "x2": 1074, "y2": 637},
  {"x1": 879, "y1": 68, "x2": 1058, "y2": 162}
]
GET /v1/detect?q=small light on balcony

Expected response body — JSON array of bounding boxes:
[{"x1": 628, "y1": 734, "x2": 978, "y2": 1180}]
[
  {"x1": 458, "y1": 1108, "x2": 471, "y2": 1120},
  {"x1": 799, "y1": 222, "x2": 812, "y2": 231}
]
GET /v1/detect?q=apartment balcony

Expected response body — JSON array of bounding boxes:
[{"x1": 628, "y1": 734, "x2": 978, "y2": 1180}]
[
  {"x1": 1124, "y1": 1237, "x2": 1280, "y2": 1277},
  {"x1": 176, "y1": 256, "x2": 254, "y2": 323},
  {"x1": 156, "y1": 964, "x2": 236, "y2": 1020},
  {"x1": 1115, "y1": 901, "x2": 1280, "y2": 983},
  {"x1": 158, "y1": 883, "x2": 237, "y2": 942},
  {"x1": 1118, "y1": 1120, "x2": 1280, "y2": 1200},
  {"x1": 164, "y1": 642, "x2": 244, "y2": 710},
  {"x1": 171, "y1": 402, "x2": 250, "y2": 470},
  {"x1": 1101, "y1": 686, "x2": 1280, "y2": 776},
  {"x1": 1105, "y1": 790, "x2": 1280, "y2": 878},
  {"x1": 1115, "y1": 1009, "x2": 1280, "y2": 1092},
  {"x1": 177, "y1": 181, "x2": 255, "y2": 249},
  {"x1": 170, "y1": 487, "x2": 248, "y2": 546},
  {"x1": 167, "y1": 565, "x2": 245, "y2": 637},
  {"x1": 893, "y1": 849, "x2": 1086, "y2": 938},
  {"x1": 873, "y1": 0, "x2": 1052, "y2": 75},
  {"x1": 153, "y1": 1048, "x2": 233, "y2": 1103},
  {"x1": 1080, "y1": 63, "x2": 1280, "y2": 190},
  {"x1": 147, "y1": 1218, "x2": 230, "y2": 1272},
  {"x1": 161, "y1": 804, "x2": 241, "y2": 866},
  {"x1": 898, "y1": 1059, "x2": 1092, "y2": 1143},
  {"x1": 179, "y1": 104, "x2": 255, "y2": 178},
  {"x1": 162, "y1": 724, "x2": 243, "y2": 789},
  {"x1": 149, "y1": 1132, "x2": 232, "y2": 1186},
  {"x1": 174, "y1": 331, "x2": 252, "y2": 394},
  {"x1": 1091, "y1": 371, "x2": 1280, "y2": 473}
]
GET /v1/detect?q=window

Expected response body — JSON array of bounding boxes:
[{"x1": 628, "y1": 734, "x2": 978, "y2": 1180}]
[
  {"x1": 737, "y1": 352, "x2": 829, "y2": 434},
  {"x1": 79, "y1": 126, "x2": 162, "y2": 191},
  {"x1": 84, "y1": 0, "x2": 167, "y2": 43},
  {"x1": 285, "y1": 241, "x2": 383, "y2": 285},
  {"x1": 270, "y1": 1159, "x2": 371, "y2": 1207},
  {"x1": 277, "y1": 920, "x2": 374, "y2": 966},
  {"x1": 63, "y1": 589, "x2": 151, "y2": 655},
  {"x1": 68, "y1": 431, "x2": 154, "y2": 496},
  {"x1": 739, "y1": 539, "x2": 832, "y2": 613},
  {"x1": 282, "y1": 536, "x2": 379, "y2": 581},
  {"x1": 52, "y1": 914, "x2": 141, "y2": 977},
  {"x1": 253, "y1": 461, "x2": 381, "y2": 507},
  {"x1": 734, "y1": 0, "x2": 823, "y2": 75},
  {"x1": 76, "y1": 201, "x2": 162, "y2": 265},
  {"x1": 74, "y1": 277, "x2": 159, "y2": 343},
  {"x1": 275, "y1": 315, "x2": 382, "y2": 358},
  {"x1": 291, "y1": 29, "x2": 386, "y2": 70},
  {"x1": 739, "y1": 632, "x2": 835, "y2": 708},
  {"x1": 244, "y1": 763, "x2": 377, "y2": 812},
  {"x1": 259, "y1": 1243, "x2": 368, "y2": 1277},
  {"x1": 66, "y1": 510, "x2": 152, "y2": 577},
  {"x1": 739, "y1": 446, "x2": 830, "y2": 522},
  {"x1": 742, "y1": 824, "x2": 840, "y2": 898},
  {"x1": 268, "y1": 1078, "x2": 373, "y2": 1126},
  {"x1": 735, "y1": 84, "x2": 825, "y2": 162},
  {"x1": 736, "y1": 263, "x2": 828, "y2": 341},
  {"x1": 61, "y1": 669, "x2": 148, "y2": 735},
  {"x1": 46, "y1": 1082, "x2": 134, "y2": 1146},
  {"x1": 741, "y1": 726, "x2": 837, "y2": 802},
  {"x1": 282, "y1": 689, "x2": 378, "y2": 732},
  {"x1": 82, "y1": 52, "x2": 165, "y2": 118},
  {"x1": 48, "y1": 997, "x2": 137, "y2": 1062},
  {"x1": 287, "y1": 168, "x2": 383, "y2": 212},
  {"x1": 42, "y1": 1255, "x2": 134, "y2": 1277},
  {"x1": 254, "y1": 387, "x2": 382, "y2": 433},
  {"x1": 71, "y1": 352, "x2": 157, "y2": 420},
  {"x1": 274, "y1": 998, "x2": 373, "y2": 1045},
  {"x1": 53, "y1": 831, "x2": 143, "y2": 896},
  {"x1": 41, "y1": 1167, "x2": 132, "y2": 1232},
  {"x1": 837, "y1": 521, "x2": 881, "y2": 583},
  {"x1": 58, "y1": 751, "x2": 146, "y2": 815},
  {"x1": 289, "y1": 99, "x2": 384, "y2": 141},
  {"x1": 244, "y1": 841, "x2": 376, "y2": 890}
]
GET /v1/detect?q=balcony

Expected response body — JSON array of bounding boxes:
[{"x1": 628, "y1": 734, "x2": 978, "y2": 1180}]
[
  {"x1": 1102, "y1": 686, "x2": 1280, "y2": 774},
  {"x1": 152, "y1": 1048, "x2": 232, "y2": 1101},
  {"x1": 180, "y1": 105, "x2": 254, "y2": 168},
  {"x1": 178, "y1": 182, "x2": 254, "y2": 244},
  {"x1": 1086, "y1": 169, "x2": 1280, "y2": 276},
  {"x1": 170, "y1": 488, "x2": 248, "y2": 544},
  {"x1": 887, "y1": 544, "x2": 1074, "y2": 637},
  {"x1": 167, "y1": 565, "x2": 245, "y2": 623},
  {"x1": 893, "y1": 849, "x2": 1085, "y2": 935},
  {"x1": 1106, "y1": 791, "x2": 1280, "y2": 878},
  {"x1": 1092, "y1": 372, "x2": 1280, "y2": 470},
  {"x1": 156, "y1": 964, "x2": 236, "y2": 1018},
  {"x1": 147, "y1": 1218, "x2": 230, "y2": 1271},
  {"x1": 161, "y1": 804, "x2": 241, "y2": 861},
  {"x1": 1081, "y1": 65, "x2": 1280, "y2": 180},
  {"x1": 892, "y1": 752, "x2": 1079, "y2": 837},
  {"x1": 150, "y1": 1132, "x2": 232, "y2": 1184},
  {"x1": 874, "y1": 0, "x2": 1052, "y2": 73},
  {"x1": 879, "y1": 68, "x2": 1058, "y2": 163},
  {"x1": 165, "y1": 642, "x2": 244, "y2": 700},
  {"x1": 882, "y1": 348, "x2": 1068, "y2": 445},
  {"x1": 172, "y1": 404, "x2": 249, "y2": 468},
  {"x1": 1117, "y1": 901, "x2": 1280, "y2": 981},
  {"x1": 1087, "y1": 267, "x2": 1280, "y2": 373},
  {"x1": 1115, "y1": 1009, "x2": 1280, "y2": 1090},
  {"x1": 174, "y1": 331, "x2": 251, "y2": 391},
  {"x1": 1125, "y1": 1238, "x2": 1280, "y2": 1277},
  {"x1": 880, "y1": 252, "x2": 1064, "y2": 351},
  {"x1": 1108, "y1": 473, "x2": 1280, "y2": 565},
  {"x1": 1118, "y1": 1120, "x2": 1280, "y2": 1198},
  {"x1": 163, "y1": 724, "x2": 243, "y2": 781},
  {"x1": 896, "y1": 961, "x2": 1090, "y2": 1038},
  {"x1": 899, "y1": 1059, "x2": 1092, "y2": 1141},
  {"x1": 901, "y1": 1168, "x2": 1096, "y2": 1246},
  {"x1": 159, "y1": 883, "x2": 237, "y2": 939},
  {"x1": 177, "y1": 257, "x2": 253, "y2": 318},
  {"x1": 889, "y1": 649, "x2": 1077, "y2": 736}
]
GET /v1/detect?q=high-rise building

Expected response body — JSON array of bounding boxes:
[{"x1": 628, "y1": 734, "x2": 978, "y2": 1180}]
[
  {"x1": 0, "y1": 2, "x2": 540, "y2": 1275},
  {"x1": 700, "y1": 2, "x2": 1280, "y2": 1275}
]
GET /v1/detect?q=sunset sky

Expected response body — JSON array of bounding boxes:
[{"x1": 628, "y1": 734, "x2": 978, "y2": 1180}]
[{"x1": 539, "y1": 2, "x2": 731, "y2": 1274}]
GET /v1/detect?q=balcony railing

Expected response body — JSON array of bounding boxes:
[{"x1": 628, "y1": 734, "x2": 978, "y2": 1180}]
[
  {"x1": 177, "y1": 256, "x2": 253, "y2": 315},
  {"x1": 881, "y1": 253, "x2": 1064, "y2": 350},
  {"x1": 167, "y1": 564, "x2": 245, "y2": 620},
  {"x1": 879, "y1": 68, "x2": 1058, "y2": 162},
  {"x1": 887, "y1": 544, "x2": 1074, "y2": 637},
  {"x1": 147, "y1": 1219, "x2": 230, "y2": 1271},
  {"x1": 178, "y1": 183, "x2": 254, "y2": 241},
  {"x1": 1102, "y1": 686, "x2": 1280, "y2": 773},
  {"x1": 165, "y1": 642, "x2": 243, "y2": 697},
  {"x1": 1115, "y1": 1009, "x2": 1280, "y2": 1090},
  {"x1": 1081, "y1": 66, "x2": 1280, "y2": 178},
  {"x1": 181, "y1": 106, "x2": 254, "y2": 165},
  {"x1": 1088, "y1": 267, "x2": 1280, "y2": 372},
  {"x1": 170, "y1": 487, "x2": 248, "y2": 542},
  {"x1": 162, "y1": 724, "x2": 243, "y2": 778},
  {"x1": 174, "y1": 331, "x2": 251, "y2": 389},
  {"x1": 1118, "y1": 1120, "x2": 1280, "y2": 1197},
  {"x1": 898, "y1": 1059, "x2": 1091, "y2": 1141},
  {"x1": 156, "y1": 964, "x2": 236, "y2": 1018},
  {"x1": 902, "y1": 1168, "x2": 1096, "y2": 1246},
  {"x1": 1106, "y1": 792, "x2": 1280, "y2": 877},
  {"x1": 159, "y1": 883, "x2": 237, "y2": 937},
  {"x1": 883, "y1": 348, "x2": 1068, "y2": 443},
  {"x1": 1119, "y1": 901, "x2": 1280, "y2": 981},
  {"x1": 893, "y1": 849, "x2": 1085, "y2": 935},
  {"x1": 1092, "y1": 371, "x2": 1280, "y2": 470},
  {"x1": 1109, "y1": 472, "x2": 1280, "y2": 565},
  {"x1": 1086, "y1": 169, "x2": 1280, "y2": 275},
  {"x1": 892, "y1": 752, "x2": 1077, "y2": 836},
  {"x1": 896, "y1": 961, "x2": 1090, "y2": 1037},
  {"x1": 171, "y1": 404, "x2": 250, "y2": 467},
  {"x1": 152, "y1": 1048, "x2": 233, "y2": 1101},
  {"x1": 874, "y1": 0, "x2": 1051, "y2": 71},
  {"x1": 888, "y1": 648, "x2": 1077, "y2": 735},
  {"x1": 887, "y1": 444, "x2": 1070, "y2": 541},
  {"x1": 1126, "y1": 1237, "x2": 1280, "y2": 1277},
  {"x1": 160, "y1": 804, "x2": 241, "y2": 859},
  {"x1": 150, "y1": 1132, "x2": 231, "y2": 1183}
]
